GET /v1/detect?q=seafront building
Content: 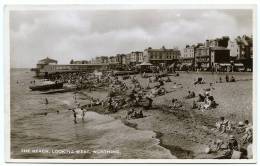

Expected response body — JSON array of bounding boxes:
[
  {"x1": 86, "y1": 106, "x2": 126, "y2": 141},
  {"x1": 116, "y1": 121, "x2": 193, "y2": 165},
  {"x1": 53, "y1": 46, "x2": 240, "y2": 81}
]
[
  {"x1": 143, "y1": 46, "x2": 180, "y2": 66},
  {"x1": 194, "y1": 43, "x2": 230, "y2": 71},
  {"x1": 227, "y1": 40, "x2": 240, "y2": 58},
  {"x1": 32, "y1": 57, "x2": 108, "y2": 77},
  {"x1": 181, "y1": 45, "x2": 195, "y2": 69},
  {"x1": 31, "y1": 35, "x2": 253, "y2": 77},
  {"x1": 189, "y1": 35, "x2": 253, "y2": 71},
  {"x1": 129, "y1": 51, "x2": 144, "y2": 66},
  {"x1": 95, "y1": 56, "x2": 109, "y2": 64}
]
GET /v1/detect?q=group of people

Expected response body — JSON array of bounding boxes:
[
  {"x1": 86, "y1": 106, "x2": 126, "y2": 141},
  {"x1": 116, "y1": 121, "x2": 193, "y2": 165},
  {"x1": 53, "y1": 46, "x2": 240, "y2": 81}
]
[
  {"x1": 196, "y1": 90, "x2": 217, "y2": 111},
  {"x1": 126, "y1": 108, "x2": 144, "y2": 119},
  {"x1": 49, "y1": 71, "x2": 114, "y2": 91},
  {"x1": 215, "y1": 117, "x2": 253, "y2": 144},
  {"x1": 218, "y1": 75, "x2": 236, "y2": 83},
  {"x1": 206, "y1": 116, "x2": 253, "y2": 159},
  {"x1": 71, "y1": 106, "x2": 87, "y2": 124}
]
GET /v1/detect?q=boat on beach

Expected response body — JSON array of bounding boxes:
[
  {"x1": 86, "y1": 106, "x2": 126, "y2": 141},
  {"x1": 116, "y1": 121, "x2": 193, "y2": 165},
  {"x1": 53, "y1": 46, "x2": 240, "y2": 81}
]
[{"x1": 29, "y1": 80, "x2": 63, "y2": 91}]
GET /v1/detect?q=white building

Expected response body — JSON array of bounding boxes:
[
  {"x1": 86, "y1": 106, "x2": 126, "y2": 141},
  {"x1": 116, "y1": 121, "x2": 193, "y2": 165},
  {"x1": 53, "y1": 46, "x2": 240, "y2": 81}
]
[
  {"x1": 227, "y1": 40, "x2": 240, "y2": 58},
  {"x1": 182, "y1": 45, "x2": 195, "y2": 59}
]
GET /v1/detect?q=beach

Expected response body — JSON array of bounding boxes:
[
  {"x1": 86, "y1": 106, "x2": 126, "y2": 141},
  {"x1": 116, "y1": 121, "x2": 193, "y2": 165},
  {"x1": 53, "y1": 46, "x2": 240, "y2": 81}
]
[{"x1": 10, "y1": 68, "x2": 252, "y2": 159}]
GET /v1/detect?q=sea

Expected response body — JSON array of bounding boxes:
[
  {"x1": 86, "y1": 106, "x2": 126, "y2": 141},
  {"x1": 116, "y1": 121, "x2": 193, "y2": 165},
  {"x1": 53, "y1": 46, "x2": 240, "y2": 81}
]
[{"x1": 10, "y1": 68, "x2": 174, "y2": 159}]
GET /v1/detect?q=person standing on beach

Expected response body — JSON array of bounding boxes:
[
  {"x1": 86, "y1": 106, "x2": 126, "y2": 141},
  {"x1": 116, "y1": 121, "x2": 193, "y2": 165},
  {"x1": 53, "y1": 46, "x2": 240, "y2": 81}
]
[
  {"x1": 45, "y1": 97, "x2": 49, "y2": 105},
  {"x1": 72, "y1": 109, "x2": 77, "y2": 124},
  {"x1": 73, "y1": 92, "x2": 77, "y2": 103},
  {"x1": 81, "y1": 108, "x2": 86, "y2": 121},
  {"x1": 44, "y1": 97, "x2": 49, "y2": 114}
]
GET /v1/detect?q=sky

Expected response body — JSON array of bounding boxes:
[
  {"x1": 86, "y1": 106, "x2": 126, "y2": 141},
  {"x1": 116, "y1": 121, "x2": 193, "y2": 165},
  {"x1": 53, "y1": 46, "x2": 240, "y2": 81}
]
[{"x1": 9, "y1": 9, "x2": 253, "y2": 68}]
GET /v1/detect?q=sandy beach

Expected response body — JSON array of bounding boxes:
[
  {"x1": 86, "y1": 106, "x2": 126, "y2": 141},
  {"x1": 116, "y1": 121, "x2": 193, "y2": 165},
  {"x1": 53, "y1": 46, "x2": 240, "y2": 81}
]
[
  {"x1": 10, "y1": 69, "x2": 252, "y2": 159},
  {"x1": 78, "y1": 72, "x2": 253, "y2": 159}
]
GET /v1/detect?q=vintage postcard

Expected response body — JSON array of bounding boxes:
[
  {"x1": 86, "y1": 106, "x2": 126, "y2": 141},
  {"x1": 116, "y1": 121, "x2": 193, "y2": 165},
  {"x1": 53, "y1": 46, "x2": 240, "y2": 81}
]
[{"x1": 4, "y1": 4, "x2": 256, "y2": 163}]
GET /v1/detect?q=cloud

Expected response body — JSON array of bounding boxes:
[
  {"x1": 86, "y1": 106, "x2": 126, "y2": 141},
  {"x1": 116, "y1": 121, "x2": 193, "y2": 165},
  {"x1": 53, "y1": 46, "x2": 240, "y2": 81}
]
[{"x1": 9, "y1": 9, "x2": 252, "y2": 68}]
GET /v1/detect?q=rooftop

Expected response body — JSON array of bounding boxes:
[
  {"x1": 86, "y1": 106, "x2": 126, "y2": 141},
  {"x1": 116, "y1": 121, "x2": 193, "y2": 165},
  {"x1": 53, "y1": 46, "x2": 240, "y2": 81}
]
[{"x1": 37, "y1": 57, "x2": 57, "y2": 65}]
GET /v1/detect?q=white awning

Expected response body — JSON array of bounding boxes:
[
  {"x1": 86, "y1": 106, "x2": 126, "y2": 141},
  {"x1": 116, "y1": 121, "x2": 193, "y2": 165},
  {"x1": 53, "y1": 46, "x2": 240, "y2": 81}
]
[
  {"x1": 234, "y1": 63, "x2": 244, "y2": 67},
  {"x1": 140, "y1": 62, "x2": 152, "y2": 66},
  {"x1": 219, "y1": 63, "x2": 231, "y2": 66}
]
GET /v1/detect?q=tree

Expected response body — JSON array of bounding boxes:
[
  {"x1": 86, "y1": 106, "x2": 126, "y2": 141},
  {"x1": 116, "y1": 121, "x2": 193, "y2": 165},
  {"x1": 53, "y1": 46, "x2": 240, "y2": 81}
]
[
  {"x1": 218, "y1": 36, "x2": 230, "y2": 47},
  {"x1": 70, "y1": 59, "x2": 74, "y2": 64}
]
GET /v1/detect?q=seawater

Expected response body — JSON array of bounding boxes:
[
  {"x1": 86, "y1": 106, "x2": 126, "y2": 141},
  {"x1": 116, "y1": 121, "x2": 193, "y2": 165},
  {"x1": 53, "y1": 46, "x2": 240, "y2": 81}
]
[{"x1": 10, "y1": 68, "x2": 174, "y2": 159}]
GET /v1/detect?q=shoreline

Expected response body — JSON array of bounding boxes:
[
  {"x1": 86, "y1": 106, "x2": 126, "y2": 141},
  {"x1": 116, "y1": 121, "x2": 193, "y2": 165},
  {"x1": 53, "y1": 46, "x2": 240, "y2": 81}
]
[{"x1": 88, "y1": 106, "x2": 200, "y2": 159}]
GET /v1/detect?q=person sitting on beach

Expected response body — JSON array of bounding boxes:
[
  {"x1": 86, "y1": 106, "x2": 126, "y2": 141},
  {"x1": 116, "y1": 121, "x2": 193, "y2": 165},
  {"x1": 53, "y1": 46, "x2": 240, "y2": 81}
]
[
  {"x1": 226, "y1": 75, "x2": 230, "y2": 82},
  {"x1": 135, "y1": 82, "x2": 142, "y2": 91},
  {"x1": 130, "y1": 109, "x2": 144, "y2": 119},
  {"x1": 158, "y1": 78, "x2": 164, "y2": 87},
  {"x1": 192, "y1": 100, "x2": 198, "y2": 109},
  {"x1": 216, "y1": 117, "x2": 231, "y2": 133},
  {"x1": 194, "y1": 77, "x2": 204, "y2": 85},
  {"x1": 143, "y1": 93, "x2": 153, "y2": 109},
  {"x1": 139, "y1": 110, "x2": 144, "y2": 118},
  {"x1": 236, "y1": 121, "x2": 246, "y2": 134},
  {"x1": 197, "y1": 94, "x2": 206, "y2": 102},
  {"x1": 171, "y1": 98, "x2": 183, "y2": 109},
  {"x1": 227, "y1": 135, "x2": 239, "y2": 152},
  {"x1": 111, "y1": 99, "x2": 119, "y2": 112},
  {"x1": 241, "y1": 121, "x2": 253, "y2": 145},
  {"x1": 158, "y1": 87, "x2": 166, "y2": 96},
  {"x1": 200, "y1": 97, "x2": 212, "y2": 111},
  {"x1": 151, "y1": 86, "x2": 159, "y2": 96},
  {"x1": 219, "y1": 77, "x2": 223, "y2": 83},
  {"x1": 128, "y1": 89, "x2": 137, "y2": 103},
  {"x1": 207, "y1": 96, "x2": 217, "y2": 108},
  {"x1": 165, "y1": 76, "x2": 172, "y2": 82},
  {"x1": 230, "y1": 76, "x2": 236, "y2": 82},
  {"x1": 131, "y1": 76, "x2": 137, "y2": 83},
  {"x1": 206, "y1": 139, "x2": 225, "y2": 154},
  {"x1": 133, "y1": 111, "x2": 138, "y2": 119},
  {"x1": 175, "y1": 72, "x2": 180, "y2": 77},
  {"x1": 185, "y1": 91, "x2": 196, "y2": 99},
  {"x1": 126, "y1": 108, "x2": 135, "y2": 119},
  {"x1": 172, "y1": 82, "x2": 182, "y2": 89},
  {"x1": 244, "y1": 120, "x2": 252, "y2": 130}
]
